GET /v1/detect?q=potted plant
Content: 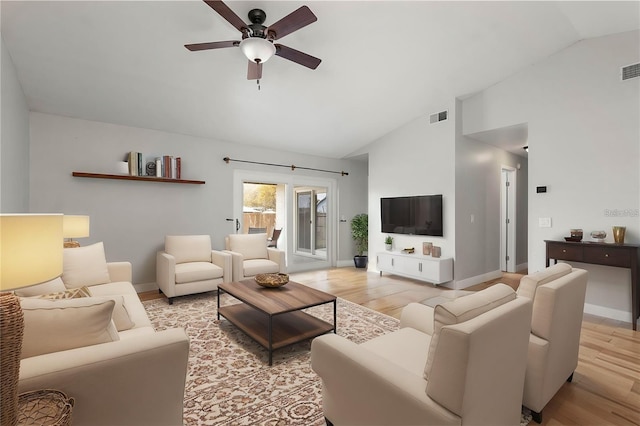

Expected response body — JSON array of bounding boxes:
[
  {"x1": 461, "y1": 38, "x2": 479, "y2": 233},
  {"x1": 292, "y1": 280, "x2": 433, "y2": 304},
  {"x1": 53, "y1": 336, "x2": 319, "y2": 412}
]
[
  {"x1": 351, "y1": 213, "x2": 368, "y2": 268},
  {"x1": 384, "y1": 235, "x2": 393, "y2": 251}
]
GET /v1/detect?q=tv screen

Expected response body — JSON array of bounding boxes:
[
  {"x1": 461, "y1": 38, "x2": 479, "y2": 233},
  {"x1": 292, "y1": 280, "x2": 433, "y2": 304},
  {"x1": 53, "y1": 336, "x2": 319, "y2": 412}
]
[{"x1": 381, "y1": 194, "x2": 443, "y2": 236}]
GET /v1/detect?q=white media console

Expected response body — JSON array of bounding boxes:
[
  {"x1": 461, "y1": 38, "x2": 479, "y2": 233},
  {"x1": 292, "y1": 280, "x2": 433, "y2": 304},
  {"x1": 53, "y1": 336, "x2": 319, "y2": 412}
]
[{"x1": 377, "y1": 251, "x2": 453, "y2": 284}]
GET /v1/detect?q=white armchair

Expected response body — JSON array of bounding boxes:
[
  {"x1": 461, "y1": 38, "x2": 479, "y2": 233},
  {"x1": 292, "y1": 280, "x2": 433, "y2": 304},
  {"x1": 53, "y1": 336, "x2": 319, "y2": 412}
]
[
  {"x1": 311, "y1": 284, "x2": 533, "y2": 426},
  {"x1": 157, "y1": 235, "x2": 231, "y2": 304},
  {"x1": 224, "y1": 233, "x2": 285, "y2": 282},
  {"x1": 516, "y1": 263, "x2": 588, "y2": 423}
]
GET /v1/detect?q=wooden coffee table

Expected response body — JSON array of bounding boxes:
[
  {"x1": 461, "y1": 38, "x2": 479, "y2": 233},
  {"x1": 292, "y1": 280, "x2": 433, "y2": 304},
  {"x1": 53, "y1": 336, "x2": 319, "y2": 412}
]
[{"x1": 217, "y1": 279, "x2": 337, "y2": 365}]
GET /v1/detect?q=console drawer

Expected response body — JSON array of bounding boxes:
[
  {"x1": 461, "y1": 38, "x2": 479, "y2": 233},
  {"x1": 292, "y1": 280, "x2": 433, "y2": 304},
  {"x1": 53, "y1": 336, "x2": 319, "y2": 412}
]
[
  {"x1": 583, "y1": 246, "x2": 631, "y2": 268},
  {"x1": 548, "y1": 244, "x2": 583, "y2": 262}
]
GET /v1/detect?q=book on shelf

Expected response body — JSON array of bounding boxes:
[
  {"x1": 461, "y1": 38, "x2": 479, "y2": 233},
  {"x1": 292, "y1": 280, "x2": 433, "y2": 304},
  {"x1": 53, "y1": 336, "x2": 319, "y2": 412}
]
[
  {"x1": 176, "y1": 157, "x2": 181, "y2": 179},
  {"x1": 127, "y1": 152, "x2": 184, "y2": 179}
]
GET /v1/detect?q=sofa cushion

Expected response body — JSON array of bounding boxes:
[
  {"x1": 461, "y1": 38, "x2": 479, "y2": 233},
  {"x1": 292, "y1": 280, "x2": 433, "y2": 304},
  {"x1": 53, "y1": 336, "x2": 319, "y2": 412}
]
[
  {"x1": 228, "y1": 233, "x2": 268, "y2": 260},
  {"x1": 243, "y1": 259, "x2": 280, "y2": 277},
  {"x1": 424, "y1": 283, "x2": 516, "y2": 379},
  {"x1": 87, "y1": 282, "x2": 153, "y2": 330},
  {"x1": 174, "y1": 262, "x2": 223, "y2": 284},
  {"x1": 14, "y1": 277, "x2": 66, "y2": 297},
  {"x1": 362, "y1": 327, "x2": 432, "y2": 377},
  {"x1": 62, "y1": 242, "x2": 111, "y2": 288},
  {"x1": 165, "y1": 235, "x2": 212, "y2": 264},
  {"x1": 517, "y1": 263, "x2": 572, "y2": 299},
  {"x1": 20, "y1": 297, "x2": 119, "y2": 359}
]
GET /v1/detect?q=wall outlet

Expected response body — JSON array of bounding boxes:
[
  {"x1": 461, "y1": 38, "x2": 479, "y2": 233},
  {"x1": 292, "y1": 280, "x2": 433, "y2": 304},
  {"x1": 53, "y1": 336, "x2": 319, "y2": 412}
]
[{"x1": 539, "y1": 217, "x2": 552, "y2": 228}]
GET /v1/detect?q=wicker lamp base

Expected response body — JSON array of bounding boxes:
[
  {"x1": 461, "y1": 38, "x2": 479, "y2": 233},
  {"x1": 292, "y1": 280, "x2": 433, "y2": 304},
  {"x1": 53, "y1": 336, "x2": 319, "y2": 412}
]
[{"x1": 1, "y1": 292, "x2": 25, "y2": 426}]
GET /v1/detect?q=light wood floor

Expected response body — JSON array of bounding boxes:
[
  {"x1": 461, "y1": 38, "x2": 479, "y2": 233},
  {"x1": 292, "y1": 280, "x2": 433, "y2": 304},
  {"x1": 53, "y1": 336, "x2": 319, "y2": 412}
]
[{"x1": 140, "y1": 268, "x2": 640, "y2": 426}]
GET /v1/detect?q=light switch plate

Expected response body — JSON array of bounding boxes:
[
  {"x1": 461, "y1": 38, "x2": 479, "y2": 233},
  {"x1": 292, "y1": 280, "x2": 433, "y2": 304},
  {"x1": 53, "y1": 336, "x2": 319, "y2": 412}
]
[{"x1": 539, "y1": 217, "x2": 552, "y2": 228}]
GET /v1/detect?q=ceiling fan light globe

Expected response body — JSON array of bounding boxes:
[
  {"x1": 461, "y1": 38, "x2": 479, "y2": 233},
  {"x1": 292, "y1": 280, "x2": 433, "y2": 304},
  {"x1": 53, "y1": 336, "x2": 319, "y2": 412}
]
[{"x1": 240, "y1": 38, "x2": 276, "y2": 63}]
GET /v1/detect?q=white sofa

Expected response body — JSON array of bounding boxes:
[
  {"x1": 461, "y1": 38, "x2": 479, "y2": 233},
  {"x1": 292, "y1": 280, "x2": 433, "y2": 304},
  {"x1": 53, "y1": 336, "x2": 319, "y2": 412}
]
[
  {"x1": 15, "y1": 242, "x2": 189, "y2": 426},
  {"x1": 311, "y1": 284, "x2": 533, "y2": 426}
]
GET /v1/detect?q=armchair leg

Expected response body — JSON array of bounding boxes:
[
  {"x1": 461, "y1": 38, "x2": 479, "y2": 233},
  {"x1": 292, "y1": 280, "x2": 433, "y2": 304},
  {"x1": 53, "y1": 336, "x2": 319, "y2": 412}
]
[
  {"x1": 168, "y1": 297, "x2": 174, "y2": 305},
  {"x1": 532, "y1": 410, "x2": 542, "y2": 424},
  {"x1": 324, "y1": 417, "x2": 334, "y2": 426},
  {"x1": 567, "y1": 372, "x2": 574, "y2": 383}
]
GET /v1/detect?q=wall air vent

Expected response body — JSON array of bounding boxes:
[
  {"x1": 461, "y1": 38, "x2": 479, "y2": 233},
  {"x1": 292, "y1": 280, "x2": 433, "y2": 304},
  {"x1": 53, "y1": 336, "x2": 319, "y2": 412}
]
[
  {"x1": 429, "y1": 110, "x2": 448, "y2": 124},
  {"x1": 621, "y1": 63, "x2": 640, "y2": 81}
]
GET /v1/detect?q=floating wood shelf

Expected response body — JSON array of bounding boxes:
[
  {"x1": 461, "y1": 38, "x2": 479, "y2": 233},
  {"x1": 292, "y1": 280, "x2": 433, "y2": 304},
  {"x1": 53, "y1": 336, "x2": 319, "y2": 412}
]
[{"x1": 72, "y1": 172, "x2": 205, "y2": 184}]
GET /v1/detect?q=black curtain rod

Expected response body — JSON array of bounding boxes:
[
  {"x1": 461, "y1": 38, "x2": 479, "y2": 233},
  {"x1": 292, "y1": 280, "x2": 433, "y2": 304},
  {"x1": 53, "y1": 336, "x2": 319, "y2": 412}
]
[{"x1": 223, "y1": 157, "x2": 349, "y2": 176}]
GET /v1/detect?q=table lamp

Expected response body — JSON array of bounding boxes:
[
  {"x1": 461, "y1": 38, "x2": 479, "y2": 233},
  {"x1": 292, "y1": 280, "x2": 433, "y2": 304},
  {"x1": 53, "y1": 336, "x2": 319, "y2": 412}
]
[
  {"x1": 0, "y1": 214, "x2": 63, "y2": 426},
  {"x1": 62, "y1": 215, "x2": 90, "y2": 248}
]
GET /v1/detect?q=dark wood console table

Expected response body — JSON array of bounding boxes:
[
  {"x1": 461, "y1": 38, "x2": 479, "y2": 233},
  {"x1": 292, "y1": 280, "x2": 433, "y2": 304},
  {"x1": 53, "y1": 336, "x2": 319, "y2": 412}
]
[{"x1": 545, "y1": 240, "x2": 639, "y2": 330}]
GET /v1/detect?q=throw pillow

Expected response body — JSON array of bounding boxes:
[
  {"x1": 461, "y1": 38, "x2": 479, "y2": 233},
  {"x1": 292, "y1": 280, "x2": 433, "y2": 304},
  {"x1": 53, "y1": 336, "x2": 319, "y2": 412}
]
[
  {"x1": 37, "y1": 286, "x2": 91, "y2": 300},
  {"x1": 62, "y1": 242, "x2": 111, "y2": 288},
  {"x1": 85, "y1": 290, "x2": 136, "y2": 332},
  {"x1": 423, "y1": 283, "x2": 516, "y2": 380},
  {"x1": 14, "y1": 277, "x2": 66, "y2": 297},
  {"x1": 36, "y1": 286, "x2": 135, "y2": 331},
  {"x1": 20, "y1": 297, "x2": 119, "y2": 359}
]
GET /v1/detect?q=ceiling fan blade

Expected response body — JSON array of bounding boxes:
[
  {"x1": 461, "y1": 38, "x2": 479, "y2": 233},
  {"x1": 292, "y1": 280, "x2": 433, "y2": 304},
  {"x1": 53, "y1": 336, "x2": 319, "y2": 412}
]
[
  {"x1": 267, "y1": 6, "x2": 317, "y2": 40},
  {"x1": 184, "y1": 40, "x2": 239, "y2": 51},
  {"x1": 275, "y1": 44, "x2": 321, "y2": 70},
  {"x1": 247, "y1": 61, "x2": 263, "y2": 80},
  {"x1": 203, "y1": 0, "x2": 247, "y2": 33}
]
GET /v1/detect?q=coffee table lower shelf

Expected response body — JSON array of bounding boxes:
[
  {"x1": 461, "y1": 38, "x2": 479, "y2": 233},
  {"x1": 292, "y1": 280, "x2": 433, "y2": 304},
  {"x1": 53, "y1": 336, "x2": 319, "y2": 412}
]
[{"x1": 218, "y1": 303, "x2": 335, "y2": 365}]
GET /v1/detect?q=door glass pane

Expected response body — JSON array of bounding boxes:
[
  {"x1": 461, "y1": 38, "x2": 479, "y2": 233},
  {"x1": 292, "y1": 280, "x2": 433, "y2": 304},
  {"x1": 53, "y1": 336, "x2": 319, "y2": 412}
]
[
  {"x1": 315, "y1": 192, "x2": 327, "y2": 250},
  {"x1": 297, "y1": 192, "x2": 311, "y2": 251}
]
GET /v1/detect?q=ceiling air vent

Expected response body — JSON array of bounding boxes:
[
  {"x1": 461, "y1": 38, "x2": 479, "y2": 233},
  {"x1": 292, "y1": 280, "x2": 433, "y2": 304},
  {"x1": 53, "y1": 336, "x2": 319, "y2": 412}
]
[
  {"x1": 430, "y1": 110, "x2": 448, "y2": 124},
  {"x1": 621, "y1": 63, "x2": 640, "y2": 81}
]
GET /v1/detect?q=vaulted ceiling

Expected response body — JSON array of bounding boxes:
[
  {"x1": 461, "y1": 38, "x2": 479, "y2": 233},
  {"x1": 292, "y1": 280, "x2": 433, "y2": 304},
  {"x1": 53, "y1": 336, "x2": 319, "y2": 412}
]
[{"x1": 2, "y1": 1, "x2": 638, "y2": 158}]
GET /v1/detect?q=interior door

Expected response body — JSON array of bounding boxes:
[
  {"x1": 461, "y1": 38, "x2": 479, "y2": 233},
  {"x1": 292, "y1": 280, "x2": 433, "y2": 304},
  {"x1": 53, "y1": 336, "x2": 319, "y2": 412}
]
[{"x1": 296, "y1": 190, "x2": 313, "y2": 253}]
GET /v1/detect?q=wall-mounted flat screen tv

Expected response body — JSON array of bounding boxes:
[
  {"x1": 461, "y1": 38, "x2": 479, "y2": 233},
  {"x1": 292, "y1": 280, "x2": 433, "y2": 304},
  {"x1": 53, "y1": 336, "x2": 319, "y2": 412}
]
[{"x1": 381, "y1": 194, "x2": 443, "y2": 236}]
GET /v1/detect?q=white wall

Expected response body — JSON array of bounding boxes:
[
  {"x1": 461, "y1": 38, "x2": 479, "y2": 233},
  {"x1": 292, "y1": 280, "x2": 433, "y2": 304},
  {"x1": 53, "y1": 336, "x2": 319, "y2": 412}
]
[
  {"x1": 463, "y1": 30, "x2": 640, "y2": 322},
  {"x1": 28, "y1": 112, "x2": 368, "y2": 286},
  {"x1": 455, "y1": 99, "x2": 528, "y2": 286},
  {"x1": 1, "y1": 36, "x2": 30, "y2": 212},
  {"x1": 368, "y1": 103, "x2": 456, "y2": 282}
]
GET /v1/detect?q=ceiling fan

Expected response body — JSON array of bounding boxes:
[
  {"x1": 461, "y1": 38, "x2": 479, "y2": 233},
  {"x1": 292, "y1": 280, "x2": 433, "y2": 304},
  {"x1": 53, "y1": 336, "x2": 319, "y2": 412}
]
[{"x1": 185, "y1": 0, "x2": 321, "y2": 82}]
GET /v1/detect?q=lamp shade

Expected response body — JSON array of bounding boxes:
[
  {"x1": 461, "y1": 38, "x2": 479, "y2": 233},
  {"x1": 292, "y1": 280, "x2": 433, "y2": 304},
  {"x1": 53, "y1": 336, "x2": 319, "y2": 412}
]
[
  {"x1": 240, "y1": 37, "x2": 276, "y2": 63},
  {"x1": 0, "y1": 214, "x2": 63, "y2": 290},
  {"x1": 63, "y1": 215, "x2": 90, "y2": 238}
]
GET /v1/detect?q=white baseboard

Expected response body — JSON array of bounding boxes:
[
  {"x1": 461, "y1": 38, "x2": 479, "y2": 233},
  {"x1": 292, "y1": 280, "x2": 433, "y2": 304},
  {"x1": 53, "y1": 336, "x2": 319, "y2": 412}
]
[
  {"x1": 584, "y1": 303, "x2": 632, "y2": 323},
  {"x1": 454, "y1": 270, "x2": 503, "y2": 290},
  {"x1": 133, "y1": 282, "x2": 157, "y2": 293}
]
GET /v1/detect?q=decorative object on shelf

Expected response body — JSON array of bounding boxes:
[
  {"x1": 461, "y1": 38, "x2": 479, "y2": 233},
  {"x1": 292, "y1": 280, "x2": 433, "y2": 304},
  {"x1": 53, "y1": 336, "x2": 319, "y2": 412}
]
[
  {"x1": 254, "y1": 273, "x2": 289, "y2": 288},
  {"x1": 17, "y1": 389, "x2": 74, "y2": 426},
  {"x1": 146, "y1": 161, "x2": 156, "y2": 176},
  {"x1": 401, "y1": 247, "x2": 415, "y2": 254},
  {"x1": 590, "y1": 230, "x2": 606, "y2": 243},
  {"x1": 1, "y1": 214, "x2": 63, "y2": 426},
  {"x1": 62, "y1": 215, "x2": 89, "y2": 248},
  {"x1": 612, "y1": 226, "x2": 626, "y2": 244},
  {"x1": 567, "y1": 229, "x2": 583, "y2": 242},
  {"x1": 351, "y1": 213, "x2": 368, "y2": 268},
  {"x1": 422, "y1": 242, "x2": 433, "y2": 256},
  {"x1": 116, "y1": 161, "x2": 128, "y2": 174},
  {"x1": 384, "y1": 236, "x2": 393, "y2": 251},
  {"x1": 432, "y1": 246, "x2": 441, "y2": 258}
]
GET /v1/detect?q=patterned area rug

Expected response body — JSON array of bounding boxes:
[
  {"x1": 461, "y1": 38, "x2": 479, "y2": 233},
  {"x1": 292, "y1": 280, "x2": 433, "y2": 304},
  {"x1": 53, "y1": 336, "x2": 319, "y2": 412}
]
[{"x1": 143, "y1": 292, "x2": 532, "y2": 426}]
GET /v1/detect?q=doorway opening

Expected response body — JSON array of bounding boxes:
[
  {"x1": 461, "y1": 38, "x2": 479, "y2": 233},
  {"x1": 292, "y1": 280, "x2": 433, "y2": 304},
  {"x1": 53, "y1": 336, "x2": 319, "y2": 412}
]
[{"x1": 294, "y1": 186, "x2": 327, "y2": 260}]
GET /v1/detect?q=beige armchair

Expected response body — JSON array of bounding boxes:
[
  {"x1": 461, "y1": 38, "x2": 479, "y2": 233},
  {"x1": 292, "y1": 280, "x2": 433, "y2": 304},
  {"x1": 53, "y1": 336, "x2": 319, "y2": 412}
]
[
  {"x1": 516, "y1": 263, "x2": 588, "y2": 423},
  {"x1": 224, "y1": 233, "x2": 286, "y2": 282},
  {"x1": 311, "y1": 284, "x2": 533, "y2": 426},
  {"x1": 157, "y1": 235, "x2": 231, "y2": 304}
]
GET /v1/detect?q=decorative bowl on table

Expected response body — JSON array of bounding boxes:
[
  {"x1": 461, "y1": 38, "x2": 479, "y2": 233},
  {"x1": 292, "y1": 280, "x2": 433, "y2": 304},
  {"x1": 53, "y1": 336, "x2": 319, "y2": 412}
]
[{"x1": 255, "y1": 273, "x2": 289, "y2": 288}]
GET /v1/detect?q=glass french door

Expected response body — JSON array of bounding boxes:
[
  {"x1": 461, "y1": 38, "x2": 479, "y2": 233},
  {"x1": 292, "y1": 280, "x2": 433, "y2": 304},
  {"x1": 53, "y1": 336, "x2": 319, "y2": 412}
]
[{"x1": 295, "y1": 188, "x2": 327, "y2": 259}]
